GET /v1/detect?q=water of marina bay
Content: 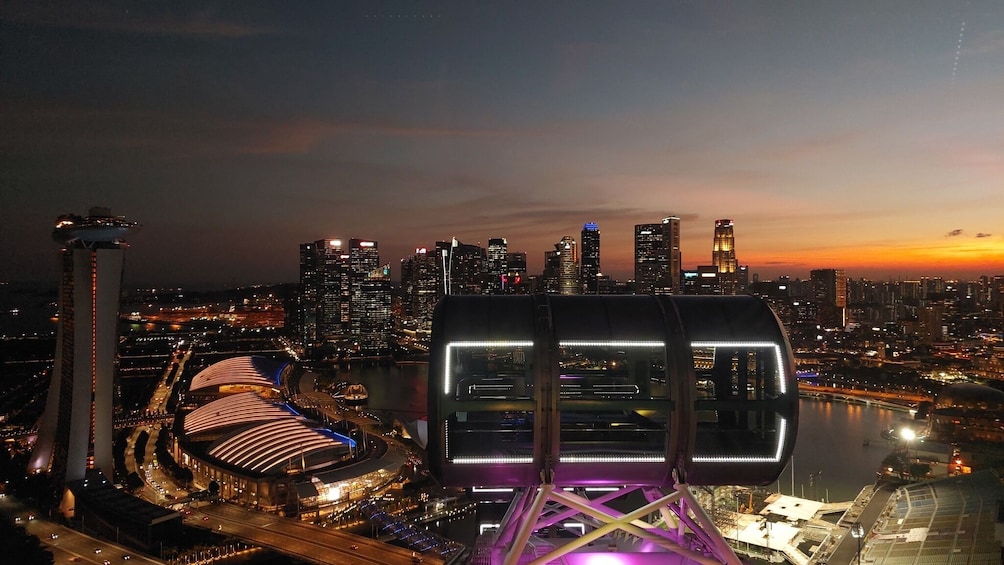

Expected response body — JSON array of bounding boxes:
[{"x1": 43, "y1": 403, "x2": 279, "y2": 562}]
[{"x1": 338, "y1": 362, "x2": 911, "y2": 510}]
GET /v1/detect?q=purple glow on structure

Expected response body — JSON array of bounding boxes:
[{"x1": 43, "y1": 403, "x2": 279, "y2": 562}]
[{"x1": 563, "y1": 554, "x2": 690, "y2": 565}]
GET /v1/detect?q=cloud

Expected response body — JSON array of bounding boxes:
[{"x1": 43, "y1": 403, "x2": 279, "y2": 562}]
[
  {"x1": 975, "y1": 232, "x2": 992, "y2": 238},
  {"x1": 946, "y1": 229, "x2": 964, "y2": 237}
]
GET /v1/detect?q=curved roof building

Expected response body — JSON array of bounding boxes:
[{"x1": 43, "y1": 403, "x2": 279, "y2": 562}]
[
  {"x1": 189, "y1": 355, "x2": 287, "y2": 392},
  {"x1": 180, "y1": 356, "x2": 354, "y2": 478}
]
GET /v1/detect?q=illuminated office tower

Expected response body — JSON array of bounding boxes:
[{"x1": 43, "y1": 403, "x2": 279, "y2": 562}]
[
  {"x1": 712, "y1": 219, "x2": 738, "y2": 295},
  {"x1": 400, "y1": 248, "x2": 439, "y2": 329},
  {"x1": 811, "y1": 268, "x2": 847, "y2": 328},
  {"x1": 353, "y1": 263, "x2": 392, "y2": 352},
  {"x1": 435, "y1": 238, "x2": 486, "y2": 295},
  {"x1": 297, "y1": 241, "x2": 320, "y2": 346},
  {"x1": 555, "y1": 236, "x2": 580, "y2": 295},
  {"x1": 634, "y1": 216, "x2": 680, "y2": 295},
  {"x1": 30, "y1": 208, "x2": 139, "y2": 493},
  {"x1": 298, "y1": 239, "x2": 350, "y2": 349},
  {"x1": 486, "y1": 238, "x2": 508, "y2": 295},
  {"x1": 580, "y1": 222, "x2": 600, "y2": 294},
  {"x1": 505, "y1": 251, "x2": 528, "y2": 294},
  {"x1": 348, "y1": 239, "x2": 385, "y2": 350}
]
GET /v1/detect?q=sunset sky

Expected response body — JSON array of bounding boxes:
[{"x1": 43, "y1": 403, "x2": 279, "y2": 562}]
[{"x1": 2, "y1": 1, "x2": 1003, "y2": 287}]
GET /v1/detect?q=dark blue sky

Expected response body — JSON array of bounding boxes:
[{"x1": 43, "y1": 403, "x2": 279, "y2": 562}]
[{"x1": 3, "y1": 1, "x2": 1002, "y2": 287}]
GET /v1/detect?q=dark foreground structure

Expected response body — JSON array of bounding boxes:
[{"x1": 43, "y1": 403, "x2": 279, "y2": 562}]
[{"x1": 428, "y1": 295, "x2": 798, "y2": 565}]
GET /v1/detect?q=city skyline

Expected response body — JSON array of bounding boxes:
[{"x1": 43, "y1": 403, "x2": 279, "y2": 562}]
[{"x1": 3, "y1": 2, "x2": 1003, "y2": 286}]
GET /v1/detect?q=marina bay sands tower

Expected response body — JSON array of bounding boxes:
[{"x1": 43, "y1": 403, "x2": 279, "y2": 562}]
[{"x1": 30, "y1": 208, "x2": 139, "y2": 496}]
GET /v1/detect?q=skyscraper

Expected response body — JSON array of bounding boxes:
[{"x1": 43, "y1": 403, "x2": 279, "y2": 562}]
[
  {"x1": 634, "y1": 216, "x2": 680, "y2": 295},
  {"x1": 505, "y1": 251, "x2": 528, "y2": 294},
  {"x1": 298, "y1": 239, "x2": 350, "y2": 350},
  {"x1": 486, "y1": 238, "x2": 508, "y2": 295},
  {"x1": 811, "y1": 268, "x2": 848, "y2": 328},
  {"x1": 712, "y1": 219, "x2": 738, "y2": 295},
  {"x1": 30, "y1": 208, "x2": 139, "y2": 494},
  {"x1": 556, "y1": 235, "x2": 580, "y2": 295},
  {"x1": 353, "y1": 263, "x2": 392, "y2": 352},
  {"x1": 436, "y1": 238, "x2": 486, "y2": 295},
  {"x1": 348, "y1": 239, "x2": 387, "y2": 351},
  {"x1": 580, "y1": 222, "x2": 600, "y2": 294},
  {"x1": 400, "y1": 248, "x2": 439, "y2": 329}
]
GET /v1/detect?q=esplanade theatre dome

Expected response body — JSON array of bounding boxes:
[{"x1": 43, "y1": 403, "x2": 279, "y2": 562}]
[
  {"x1": 176, "y1": 356, "x2": 355, "y2": 508},
  {"x1": 933, "y1": 382, "x2": 1004, "y2": 411}
]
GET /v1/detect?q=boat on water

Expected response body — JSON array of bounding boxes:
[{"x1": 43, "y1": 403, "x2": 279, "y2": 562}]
[{"x1": 343, "y1": 383, "x2": 369, "y2": 405}]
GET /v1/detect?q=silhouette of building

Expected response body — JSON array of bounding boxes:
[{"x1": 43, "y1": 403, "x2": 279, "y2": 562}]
[
  {"x1": 810, "y1": 268, "x2": 847, "y2": 328},
  {"x1": 30, "y1": 207, "x2": 139, "y2": 498},
  {"x1": 634, "y1": 217, "x2": 680, "y2": 294},
  {"x1": 580, "y1": 222, "x2": 600, "y2": 294}
]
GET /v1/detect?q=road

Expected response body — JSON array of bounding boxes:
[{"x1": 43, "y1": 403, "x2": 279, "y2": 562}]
[
  {"x1": 189, "y1": 503, "x2": 437, "y2": 565},
  {"x1": 826, "y1": 483, "x2": 896, "y2": 564},
  {"x1": 2, "y1": 500, "x2": 164, "y2": 565}
]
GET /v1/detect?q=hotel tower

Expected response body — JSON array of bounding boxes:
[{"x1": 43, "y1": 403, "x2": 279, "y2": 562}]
[{"x1": 30, "y1": 208, "x2": 139, "y2": 494}]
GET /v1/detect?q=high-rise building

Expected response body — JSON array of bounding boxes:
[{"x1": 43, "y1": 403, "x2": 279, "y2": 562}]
[
  {"x1": 400, "y1": 248, "x2": 439, "y2": 329},
  {"x1": 634, "y1": 217, "x2": 680, "y2": 295},
  {"x1": 30, "y1": 208, "x2": 139, "y2": 495},
  {"x1": 505, "y1": 251, "x2": 529, "y2": 294},
  {"x1": 541, "y1": 249, "x2": 560, "y2": 294},
  {"x1": 580, "y1": 222, "x2": 600, "y2": 294},
  {"x1": 298, "y1": 239, "x2": 351, "y2": 349},
  {"x1": 436, "y1": 238, "x2": 486, "y2": 295},
  {"x1": 296, "y1": 241, "x2": 320, "y2": 347},
  {"x1": 556, "y1": 235, "x2": 580, "y2": 295},
  {"x1": 353, "y1": 263, "x2": 392, "y2": 352},
  {"x1": 319, "y1": 239, "x2": 350, "y2": 342},
  {"x1": 486, "y1": 238, "x2": 508, "y2": 295},
  {"x1": 810, "y1": 268, "x2": 847, "y2": 328},
  {"x1": 712, "y1": 219, "x2": 738, "y2": 295}
]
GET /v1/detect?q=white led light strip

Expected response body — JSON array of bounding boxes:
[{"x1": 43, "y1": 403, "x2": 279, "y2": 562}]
[
  {"x1": 559, "y1": 340, "x2": 665, "y2": 347},
  {"x1": 444, "y1": 340, "x2": 533, "y2": 395},
  {"x1": 452, "y1": 456, "x2": 533, "y2": 465},
  {"x1": 560, "y1": 455, "x2": 665, "y2": 463},
  {"x1": 690, "y1": 341, "x2": 787, "y2": 394},
  {"x1": 691, "y1": 417, "x2": 788, "y2": 464}
]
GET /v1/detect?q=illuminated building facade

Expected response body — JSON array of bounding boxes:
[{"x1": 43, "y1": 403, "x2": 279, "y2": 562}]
[
  {"x1": 30, "y1": 208, "x2": 139, "y2": 496},
  {"x1": 347, "y1": 240, "x2": 389, "y2": 352},
  {"x1": 634, "y1": 216, "x2": 681, "y2": 295},
  {"x1": 298, "y1": 239, "x2": 351, "y2": 349},
  {"x1": 400, "y1": 248, "x2": 439, "y2": 329},
  {"x1": 353, "y1": 263, "x2": 392, "y2": 352},
  {"x1": 505, "y1": 251, "x2": 528, "y2": 294},
  {"x1": 580, "y1": 222, "x2": 600, "y2": 294},
  {"x1": 556, "y1": 235, "x2": 579, "y2": 295},
  {"x1": 486, "y1": 238, "x2": 508, "y2": 295},
  {"x1": 712, "y1": 218, "x2": 738, "y2": 295},
  {"x1": 436, "y1": 238, "x2": 486, "y2": 295}
]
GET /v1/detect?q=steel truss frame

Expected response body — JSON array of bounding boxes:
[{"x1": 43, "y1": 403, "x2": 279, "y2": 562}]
[{"x1": 489, "y1": 480, "x2": 743, "y2": 565}]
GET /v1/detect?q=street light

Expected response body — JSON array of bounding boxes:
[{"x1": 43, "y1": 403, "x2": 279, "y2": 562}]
[
  {"x1": 850, "y1": 522, "x2": 865, "y2": 564},
  {"x1": 901, "y1": 427, "x2": 916, "y2": 475}
]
